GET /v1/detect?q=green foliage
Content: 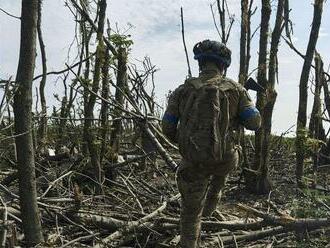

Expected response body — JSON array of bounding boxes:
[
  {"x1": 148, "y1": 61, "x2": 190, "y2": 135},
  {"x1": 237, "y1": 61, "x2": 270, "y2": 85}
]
[
  {"x1": 305, "y1": 137, "x2": 326, "y2": 155},
  {"x1": 295, "y1": 238, "x2": 330, "y2": 248},
  {"x1": 96, "y1": 40, "x2": 106, "y2": 63},
  {"x1": 295, "y1": 128, "x2": 325, "y2": 157},
  {"x1": 110, "y1": 34, "x2": 133, "y2": 48},
  {"x1": 291, "y1": 189, "x2": 330, "y2": 219}
]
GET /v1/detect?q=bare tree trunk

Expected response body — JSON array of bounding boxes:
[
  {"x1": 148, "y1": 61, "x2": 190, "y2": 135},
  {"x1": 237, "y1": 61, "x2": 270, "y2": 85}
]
[
  {"x1": 100, "y1": 48, "x2": 110, "y2": 163},
  {"x1": 110, "y1": 47, "x2": 128, "y2": 154},
  {"x1": 245, "y1": 0, "x2": 254, "y2": 77},
  {"x1": 84, "y1": 0, "x2": 107, "y2": 192},
  {"x1": 258, "y1": 0, "x2": 284, "y2": 184},
  {"x1": 249, "y1": 0, "x2": 271, "y2": 194},
  {"x1": 321, "y1": 63, "x2": 330, "y2": 164},
  {"x1": 310, "y1": 52, "x2": 326, "y2": 167},
  {"x1": 249, "y1": 0, "x2": 284, "y2": 194},
  {"x1": 180, "y1": 7, "x2": 192, "y2": 78},
  {"x1": 296, "y1": 0, "x2": 324, "y2": 185},
  {"x1": 321, "y1": 73, "x2": 330, "y2": 165},
  {"x1": 309, "y1": 52, "x2": 325, "y2": 141},
  {"x1": 239, "y1": 0, "x2": 248, "y2": 85},
  {"x1": 238, "y1": 0, "x2": 250, "y2": 172},
  {"x1": 13, "y1": 0, "x2": 43, "y2": 245},
  {"x1": 80, "y1": 0, "x2": 93, "y2": 154},
  {"x1": 37, "y1": 0, "x2": 47, "y2": 145},
  {"x1": 216, "y1": 0, "x2": 226, "y2": 44},
  {"x1": 216, "y1": 0, "x2": 234, "y2": 76}
]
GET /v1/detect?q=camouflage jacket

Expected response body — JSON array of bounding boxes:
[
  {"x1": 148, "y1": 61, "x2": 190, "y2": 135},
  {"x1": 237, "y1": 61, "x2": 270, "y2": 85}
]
[{"x1": 162, "y1": 70, "x2": 261, "y2": 144}]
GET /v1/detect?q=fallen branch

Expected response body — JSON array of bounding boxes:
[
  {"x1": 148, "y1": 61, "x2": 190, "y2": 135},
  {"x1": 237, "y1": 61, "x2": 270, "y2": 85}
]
[
  {"x1": 238, "y1": 203, "x2": 330, "y2": 230},
  {"x1": 141, "y1": 124, "x2": 178, "y2": 171},
  {"x1": 216, "y1": 226, "x2": 285, "y2": 246},
  {"x1": 94, "y1": 193, "x2": 180, "y2": 247}
]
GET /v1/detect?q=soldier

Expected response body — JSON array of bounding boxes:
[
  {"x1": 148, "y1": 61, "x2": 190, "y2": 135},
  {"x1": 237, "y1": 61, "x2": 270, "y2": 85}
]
[{"x1": 162, "y1": 40, "x2": 261, "y2": 248}]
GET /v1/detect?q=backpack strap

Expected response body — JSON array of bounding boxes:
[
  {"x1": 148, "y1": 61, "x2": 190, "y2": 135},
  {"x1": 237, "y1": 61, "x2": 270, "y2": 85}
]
[
  {"x1": 219, "y1": 90, "x2": 230, "y2": 158},
  {"x1": 185, "y1": 77, "x2": 203, "y2": 89}
]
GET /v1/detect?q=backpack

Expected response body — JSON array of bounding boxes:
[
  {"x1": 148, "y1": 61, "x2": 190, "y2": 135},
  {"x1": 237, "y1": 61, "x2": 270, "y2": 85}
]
[{"x1": 178, "y1": 76, "x2": 230, "y2": 166}]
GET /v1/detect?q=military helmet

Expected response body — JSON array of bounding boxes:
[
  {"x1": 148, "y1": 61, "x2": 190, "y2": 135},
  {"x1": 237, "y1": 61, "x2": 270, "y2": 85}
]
[{"x1": 193, "y1": 40, "x2": 231, "y2": 68}]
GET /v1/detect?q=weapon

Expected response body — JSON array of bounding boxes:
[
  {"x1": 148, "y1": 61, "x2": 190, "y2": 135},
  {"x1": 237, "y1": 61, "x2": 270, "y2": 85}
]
[{"x1": 244, "y1": 78, "x2": 265, "y2": 92}]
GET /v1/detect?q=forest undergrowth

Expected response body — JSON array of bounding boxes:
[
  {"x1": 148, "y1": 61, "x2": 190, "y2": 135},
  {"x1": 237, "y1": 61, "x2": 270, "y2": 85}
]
[{"x1": 0, "y1": 129, "x2": 329, "y2": 247}]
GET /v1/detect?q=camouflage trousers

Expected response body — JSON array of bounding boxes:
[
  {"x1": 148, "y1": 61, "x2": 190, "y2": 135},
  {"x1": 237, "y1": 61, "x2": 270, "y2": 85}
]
[{"x1": 176, "y1": 150, "x2": 238, "y2": 248}]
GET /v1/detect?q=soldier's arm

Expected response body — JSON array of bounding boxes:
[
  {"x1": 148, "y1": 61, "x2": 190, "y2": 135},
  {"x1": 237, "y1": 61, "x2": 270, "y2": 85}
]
[
  {"x1": 162, "y1": 88, "x2": 181, "y2": 143},
  {"x1": 238, "y1": 89, "x2": 261, "y2": 131}
]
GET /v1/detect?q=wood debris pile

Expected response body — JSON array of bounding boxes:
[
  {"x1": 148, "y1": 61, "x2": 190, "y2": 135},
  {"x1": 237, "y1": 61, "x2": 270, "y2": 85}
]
[{"x1": 0, "y1": 143, "x2": 329, "y2": 247}]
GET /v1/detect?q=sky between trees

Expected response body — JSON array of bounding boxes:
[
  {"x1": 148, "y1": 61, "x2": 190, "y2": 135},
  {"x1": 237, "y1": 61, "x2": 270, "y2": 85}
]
[{"x1": 0, "y1": 0, "x2": 329, "y2": 135}]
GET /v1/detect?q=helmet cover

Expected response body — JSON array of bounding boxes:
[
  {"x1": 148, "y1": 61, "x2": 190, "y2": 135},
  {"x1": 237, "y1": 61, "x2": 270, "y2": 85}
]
[{"x1": 193, "y1": 40, "x2": 231, "y2": 68}]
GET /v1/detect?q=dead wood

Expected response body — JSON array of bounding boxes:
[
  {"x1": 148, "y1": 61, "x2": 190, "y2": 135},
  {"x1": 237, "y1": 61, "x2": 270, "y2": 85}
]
[
  {"x1": 141, "y1": 124, "x2": 178, "y2": 171},
  {"x1": 104, "y1": 153, "x2": 154, "y2": 170},
  {"x1": 94, "y1": 193, "x2": 180, "y2": 247},
  {"x1": 76, "y1": 213, "x2": 125, "y2": 232},
  {"x1": 210, "y1": 226, "x2": 286, "y2": 246},
  {"x1": 238, "y1": 203, "x2": 330, "y2": 231}
]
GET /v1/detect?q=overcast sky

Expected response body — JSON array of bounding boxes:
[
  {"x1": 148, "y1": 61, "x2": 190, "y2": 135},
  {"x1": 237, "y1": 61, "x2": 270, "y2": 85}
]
[{"x1": 0, "y1": 0, "x2": 329, "y2": 135}]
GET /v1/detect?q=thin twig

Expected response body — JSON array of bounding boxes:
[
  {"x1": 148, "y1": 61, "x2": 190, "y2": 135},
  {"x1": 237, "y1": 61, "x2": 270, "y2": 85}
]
[
  {"x1": 0, "y1": 7, "x2": 20, "y2": 19},
  {"x1": 180, "y1": 7, "x2": 192, "y2": 78}
]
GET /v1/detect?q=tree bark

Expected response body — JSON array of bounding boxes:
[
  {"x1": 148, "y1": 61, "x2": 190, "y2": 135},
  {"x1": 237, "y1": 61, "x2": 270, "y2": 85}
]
[
  {"x1": 259, "y1": 0, "x2": 284, "y2": 182},
  {"x1": 254, "y1": 0, "x2": 271, "y2": 170},
  {"x1": 13, "y1": 0, "x2": 43, "y2": 245},
  {"x1": 216, "y1": 0, "x2": 226, "y2": 44},
  {"x1": 309, "y1": 52, "x2": 325, "y2": 141},
  {"x1": 296, "y1": 0, "x2": 324, "y2": 185},
  {"x1": 83, "y1": 0, "x2": 107, "y2": 192},
  {"x1": 238, "y1": 0, "x2": 250, "y2": 173},
  {"x1": 99, "y1": 48, "x2": 110, "y2": 163},
  {"x1": 245, "y1": 0, "x2": 254, "y2": 77},
  {"x1": 110, "y1": 47, "x2": 128, "y2": 154},
  {"x1": 250, "y1": 0, "x2": 271, "y2": 194},
  {"x1": 311, "y1": 52, "x2": 327, "y2": 166},
  {"x1": 239, "y1": 0, "x2": 249, "y2": 85},
  {"x1": 80, "y1": 0, "x2": 93, "y2": 154},
  {"x1": 250, "y1": 0, "x2": 284, "y2": 194},
  {"x1": 37, "y1": 0, "x2": 47, "y2": 145}
]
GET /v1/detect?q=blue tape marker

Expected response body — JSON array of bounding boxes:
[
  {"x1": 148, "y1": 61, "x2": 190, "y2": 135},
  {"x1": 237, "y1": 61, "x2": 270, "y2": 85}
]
[
  {"x1": 163, "y1": 113, "x2": 179, "y2": 125},
  {"x1": 239, "y1": 107, "x2": 259, "y2": 121},
  {"x1": 194, "y1": 53, "x2": 231, "y2": 67}
]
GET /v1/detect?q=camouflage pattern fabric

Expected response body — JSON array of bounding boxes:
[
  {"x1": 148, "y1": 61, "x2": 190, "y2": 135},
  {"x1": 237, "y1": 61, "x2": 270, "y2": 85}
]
[
  {"x1": 177, "y1": 149, "x2": 238, "y2": 248},
  {"x1": 162, "y1": 63, "x2": 261, "y2": 248}
]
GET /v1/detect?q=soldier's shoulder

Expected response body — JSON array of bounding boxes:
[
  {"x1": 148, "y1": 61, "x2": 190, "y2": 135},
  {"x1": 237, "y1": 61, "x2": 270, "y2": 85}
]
[
  {"x1": 221, "y1": 77, "x2": 244, "y2": 91},
  {"x1": 184, "y1": 77, "x2": 203, "y2": 89},
  {"x1": 169, "y1": 82, "x2": 188, "y2": 98},
  {"x1": 222, "y1": 77, "x2": 241, "y2": 87},
  {"x1": 184, "y1": 76, "x2": 200, "y2": 84}
]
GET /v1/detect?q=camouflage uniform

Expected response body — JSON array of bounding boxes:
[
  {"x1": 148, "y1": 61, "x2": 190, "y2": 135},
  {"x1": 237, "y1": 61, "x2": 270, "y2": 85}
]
[{"x1": 162, "y1": 62, "x2": 261, "y2": 247}]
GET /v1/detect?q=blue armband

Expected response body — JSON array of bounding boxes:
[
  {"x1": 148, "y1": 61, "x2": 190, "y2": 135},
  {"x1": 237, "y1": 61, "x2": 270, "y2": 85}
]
[
  {"x1": 239, "y1": 107, "x2": 260, "y2": 121},
  {"x1": 163, "y1": 113, "x2": 179, "y2": 125}
]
